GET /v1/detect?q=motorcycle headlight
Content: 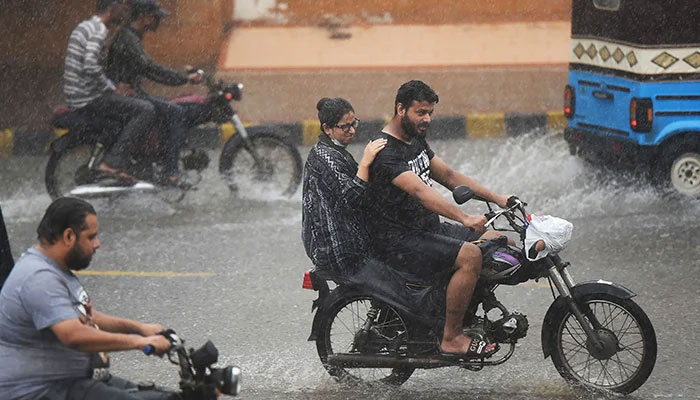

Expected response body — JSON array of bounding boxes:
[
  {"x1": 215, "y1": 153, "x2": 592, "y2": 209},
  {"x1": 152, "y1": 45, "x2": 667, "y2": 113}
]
[{"x1": 212, "y1": 366, "x2": 241, "y2": 396}]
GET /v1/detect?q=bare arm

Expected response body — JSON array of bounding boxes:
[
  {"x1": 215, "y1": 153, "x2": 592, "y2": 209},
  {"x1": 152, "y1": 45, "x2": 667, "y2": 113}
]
[
  {"x1": 429, "y1": 156, "x2": 509, "y2": 208},
  {"x1": 392, "y1": 171, "x2": 486, "y2": 231},
  {"x1": 51, "y1": 318, "x2": 168, "y2": 354},
  {"x1": 92, "y1": 311, "x2": 163, "y2": 336}
]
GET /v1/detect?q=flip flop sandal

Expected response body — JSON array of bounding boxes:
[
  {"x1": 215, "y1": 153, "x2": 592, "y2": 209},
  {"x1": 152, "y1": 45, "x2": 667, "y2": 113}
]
[
  {"x1": 94, "y1": 170, "x2": 138, "y2": 187},
  {"x1": 166, "y1": 176, "x2": 193, "y2": 191},
  {"x1": 440, "y1": 338, "x2": 500, "y2": 360},
  {"x1": 155, "y1": 174, "x2": 193, "y2": 191}
]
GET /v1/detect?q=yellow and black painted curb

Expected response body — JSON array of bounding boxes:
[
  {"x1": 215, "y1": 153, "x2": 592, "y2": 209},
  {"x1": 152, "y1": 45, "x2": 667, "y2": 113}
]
[
  {"x1": 0, "y1": 111, "x2": 566, "y2": 156},
  {"x1": 301, "y1": 110, "x2": 566, "y2": 145}
]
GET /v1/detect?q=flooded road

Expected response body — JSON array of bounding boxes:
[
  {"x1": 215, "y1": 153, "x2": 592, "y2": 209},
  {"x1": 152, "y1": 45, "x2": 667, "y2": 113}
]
[{"x1": 2, "y1": 132, "x2": 699, "y2": 399}]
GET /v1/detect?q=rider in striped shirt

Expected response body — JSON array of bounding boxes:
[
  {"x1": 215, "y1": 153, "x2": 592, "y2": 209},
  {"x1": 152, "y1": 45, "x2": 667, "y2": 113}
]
[{"x1": 63, "y1": 0, "x2": 155, "y2": 181}]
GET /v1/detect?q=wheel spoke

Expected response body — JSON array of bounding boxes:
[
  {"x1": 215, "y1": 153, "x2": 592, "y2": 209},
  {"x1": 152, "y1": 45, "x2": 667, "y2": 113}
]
[
  {"x1": 562, "y1": 324, "x2": 586, "y2": 343},
  {"x1": 613, "y1": 313, "x2": 637, "y2": 342},
  {"x1": 599, "y1": 359, "x2": 620, "y2": 386},
  {"x1": 563, "y1": 320, "x2": 588, "y2": 347},
  {"x1": 324, "y1": 296, "x2": 412, "y2": 385}
]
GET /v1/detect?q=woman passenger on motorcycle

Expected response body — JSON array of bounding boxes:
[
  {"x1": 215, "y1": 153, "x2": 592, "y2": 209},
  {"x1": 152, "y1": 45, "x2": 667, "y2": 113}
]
[{"x1": 302, "y1": 98, "x2": 387, "y2": 280}]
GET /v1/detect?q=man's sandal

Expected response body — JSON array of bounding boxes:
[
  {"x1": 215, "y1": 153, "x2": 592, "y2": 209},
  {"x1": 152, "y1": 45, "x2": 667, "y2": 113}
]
[
  {"x1": 94, "y1": 169, "x2": 138, "y2": 186},
  {"x1": 440, "y1": 338, "x2": 500, "y2": 360}
]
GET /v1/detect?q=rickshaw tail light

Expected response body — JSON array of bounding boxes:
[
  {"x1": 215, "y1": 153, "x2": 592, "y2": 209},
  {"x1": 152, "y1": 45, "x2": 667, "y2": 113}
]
[
  {"x1": 630, "y1": 97, "x2": 653, "y2": 132},
  {"x1": 564, "y1": 85, "x2": 575, "y2": 119}
]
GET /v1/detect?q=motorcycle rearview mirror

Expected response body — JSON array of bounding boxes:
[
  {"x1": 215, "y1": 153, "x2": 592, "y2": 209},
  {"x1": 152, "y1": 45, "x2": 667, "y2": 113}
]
[
  {"x1": 190, "y1": 340, "x2": 219, "y2": 369},
  {"x1": 453, "y1": 185, "x2": 475, "y2": 205},
  {"x1": 226, "y1": 84, "x2": 243, "y2": 101}
]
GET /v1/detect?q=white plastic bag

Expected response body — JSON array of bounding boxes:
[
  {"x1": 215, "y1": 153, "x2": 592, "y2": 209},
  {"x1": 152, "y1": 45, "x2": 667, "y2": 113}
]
[{"x1": 524, "y1": 214, "x2": 573, "y2": 261}]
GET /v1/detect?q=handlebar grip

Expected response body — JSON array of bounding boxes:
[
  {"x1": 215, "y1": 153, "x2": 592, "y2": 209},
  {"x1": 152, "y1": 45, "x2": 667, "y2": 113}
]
[
  {"x1": 507, "y1": 195, "x2": 526, "y2": 208},
  {"x1": 143, "y1": 345, "x2": 155, "y2": 355}
]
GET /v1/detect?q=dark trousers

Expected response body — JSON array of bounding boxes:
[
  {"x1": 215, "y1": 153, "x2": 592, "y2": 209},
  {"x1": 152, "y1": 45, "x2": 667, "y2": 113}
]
[
  {"x1": 20, "y1": 375, "x2": 178, "y2": 400},
  {"x1": 82, "y1": 92, "x2": 156, "y2": 170},
  {"x1": 64, "y1": 375, "x2": 179, "y2": 400},
  {"x1": 138, "y1": 94, "x2": 189, "y2": 175}
]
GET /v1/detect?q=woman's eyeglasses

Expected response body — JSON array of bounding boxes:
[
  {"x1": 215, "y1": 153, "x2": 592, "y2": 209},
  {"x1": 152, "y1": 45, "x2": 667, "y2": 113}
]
[{"x1": 335, "y1": 118, "x2": 360, "y2": 133}]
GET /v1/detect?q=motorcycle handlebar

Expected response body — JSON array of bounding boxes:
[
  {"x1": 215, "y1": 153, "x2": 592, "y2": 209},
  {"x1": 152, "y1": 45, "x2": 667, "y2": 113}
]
[
  {"x1": 143, "y1": 329, "x2": 179, "y2": 356},
  {"x1": 143, "y1": 345, "x2": 155, "y2": 356}
]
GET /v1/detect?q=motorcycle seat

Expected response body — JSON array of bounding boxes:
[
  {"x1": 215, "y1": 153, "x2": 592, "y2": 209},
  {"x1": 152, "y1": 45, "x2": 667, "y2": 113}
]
[
  {"x1": 339, "y1": 259, "x2": 446, "y2": 324},
  {"x1": 52, "y1": 105, "x2": 89, "y2": 128},
  {"x1": 51, "y1": 105, "x2": 122, "y2": 140}
]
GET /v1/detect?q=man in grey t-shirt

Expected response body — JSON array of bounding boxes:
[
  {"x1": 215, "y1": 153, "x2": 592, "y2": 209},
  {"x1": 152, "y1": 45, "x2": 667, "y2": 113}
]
[{"x1": 0, "y1": 198, "x2": 172, "y2": 400}]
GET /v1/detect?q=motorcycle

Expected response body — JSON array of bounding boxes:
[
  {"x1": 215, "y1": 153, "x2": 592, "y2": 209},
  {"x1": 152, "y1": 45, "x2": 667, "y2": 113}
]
[
  {"x1": 139, "y1": 329, "x2": 241, "y2": 399},
  {"x1": 302, "y1": 186, "x2": 657, "y2": 394},
  {"x1": 45, "y1": 72, "x2": 303, "y2": 202}
]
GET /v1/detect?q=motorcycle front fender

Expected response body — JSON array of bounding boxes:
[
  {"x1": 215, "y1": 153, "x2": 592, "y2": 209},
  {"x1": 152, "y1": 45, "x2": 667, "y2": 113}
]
[{"x1": 540, "y1": 280, "x2": 636, "y2": 358}]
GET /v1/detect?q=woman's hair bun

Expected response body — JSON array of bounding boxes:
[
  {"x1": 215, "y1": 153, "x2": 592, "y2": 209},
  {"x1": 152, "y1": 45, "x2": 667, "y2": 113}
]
[{"x1": 316, "y1": 97, "x2": 331, "y2": 111}]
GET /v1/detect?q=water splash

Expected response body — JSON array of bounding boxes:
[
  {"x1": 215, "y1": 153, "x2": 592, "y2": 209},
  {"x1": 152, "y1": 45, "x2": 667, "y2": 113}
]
[{"x1": 447, "y1": 132, "x2": 700, "y2": 220}]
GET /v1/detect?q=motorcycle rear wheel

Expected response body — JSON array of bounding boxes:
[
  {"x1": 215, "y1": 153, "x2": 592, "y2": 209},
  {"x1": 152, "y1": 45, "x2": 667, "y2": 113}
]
[
  {"x1": 549, "y1": 293, "x2": 657, "y2": 394},
  {"x1": 316, "y1": 295, "x2": 415, "y2": 386},
  {"x1": 218, "y1": 131, "x2": 302, "y2": 198},
  {"x1": 45, "y1": 143, "x2": 186, "y2": 203},
  {"x1": 45, "y1": 144, "x2": 95, "y2": 200}
]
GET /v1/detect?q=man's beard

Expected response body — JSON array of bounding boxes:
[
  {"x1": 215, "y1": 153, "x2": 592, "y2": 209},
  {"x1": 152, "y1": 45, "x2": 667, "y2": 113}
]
[
  {"x1": 401, "y1": 114, "x2": 429, "y2": 139},
  {"x1": 65, "y1": 244, "x2": 92, "y2": 271}
]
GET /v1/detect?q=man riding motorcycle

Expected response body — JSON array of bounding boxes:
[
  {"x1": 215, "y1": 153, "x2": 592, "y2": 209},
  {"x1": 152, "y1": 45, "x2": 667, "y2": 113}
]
[
  {"x1": 105, "y1": 0, "x2": 202, "y2": 189},
  {"x1": 0, "y1": 198, "x2": 175, "y2": 400},
  {"x1": 63, "y1": 0, "x2": 156, "y2": 183},
  {"x1": 365, "y1": 80, "x2": 515, "y2": 359}
]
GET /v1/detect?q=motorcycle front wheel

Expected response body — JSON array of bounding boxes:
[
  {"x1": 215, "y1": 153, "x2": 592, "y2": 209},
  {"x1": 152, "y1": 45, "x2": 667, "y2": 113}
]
[
  {"x1": 549, "y1": 293, "x2": 657, "y2": 394},
  {"x1": 316, "y1": 295, "x2": 415, "y2": 386},
  {"x1": 45, "y1": 144, "x2": 96, "y2": 200},
  {"x1": 218, "y1": 131, "x2": 302, "y2": 198}
]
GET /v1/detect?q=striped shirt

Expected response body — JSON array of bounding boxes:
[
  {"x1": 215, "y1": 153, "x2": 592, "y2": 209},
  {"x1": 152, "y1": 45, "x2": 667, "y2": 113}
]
[{"x1": 63, "y1": 16, "x2": 115, "y2": 109}]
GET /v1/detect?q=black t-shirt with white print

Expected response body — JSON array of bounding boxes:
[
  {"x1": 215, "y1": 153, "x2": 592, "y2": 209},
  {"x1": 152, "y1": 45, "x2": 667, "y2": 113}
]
[{"x1": 366, "y1": 131, "x2": 441, "y2": 239}]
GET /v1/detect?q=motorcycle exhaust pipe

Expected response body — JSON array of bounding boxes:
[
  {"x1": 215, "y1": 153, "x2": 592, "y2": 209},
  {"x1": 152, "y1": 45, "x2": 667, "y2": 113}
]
[
  {"x1": 327, "y1": 345, "x2": 514, "y2": 369},
  {"x1": 327, "y1": 353, "x2": 456, "y2": 369}
]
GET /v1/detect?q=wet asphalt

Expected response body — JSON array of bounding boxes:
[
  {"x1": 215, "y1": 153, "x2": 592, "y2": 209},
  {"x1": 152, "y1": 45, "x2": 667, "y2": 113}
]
[{"x1": 1, "y1": 133, "x2": 699, "y2": 399}]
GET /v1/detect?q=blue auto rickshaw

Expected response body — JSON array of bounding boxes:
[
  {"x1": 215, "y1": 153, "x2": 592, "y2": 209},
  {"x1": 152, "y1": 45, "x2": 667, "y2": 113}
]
[{"x1": 564, "y1": 0, "x2": 700, "y2": 197}]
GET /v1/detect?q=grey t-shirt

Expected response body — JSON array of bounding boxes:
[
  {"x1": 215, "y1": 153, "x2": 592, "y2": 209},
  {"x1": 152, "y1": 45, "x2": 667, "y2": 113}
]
[{"x1": 0, "y1": 248, "x2": 92, "y2": 400}]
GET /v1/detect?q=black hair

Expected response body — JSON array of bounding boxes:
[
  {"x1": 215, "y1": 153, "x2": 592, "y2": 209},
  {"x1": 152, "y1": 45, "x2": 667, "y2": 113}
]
[
  {"x1": 96, "y1": 0, "x2": 124, "y2": 13},
  {"x1": 316, "y1": 97, "x2": 354, "y2": 132},
  {"x1": 131, "y1": 0, "x2": 159, "y2": 20},
  {"x1": 394, "y1": 80, "x2": 439, "y2": 115},
  {"x1": 37, "y1": 198, "x2": 96, "y2": 245},
  {"x1": 131, "y1": 7, "x2": 150, "y2": 20}
]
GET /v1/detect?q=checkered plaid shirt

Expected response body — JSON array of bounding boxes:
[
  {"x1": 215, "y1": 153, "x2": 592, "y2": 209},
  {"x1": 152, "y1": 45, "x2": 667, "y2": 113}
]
[{"x1": 301, "y1": 135, "x2": 370, "y2": 277}]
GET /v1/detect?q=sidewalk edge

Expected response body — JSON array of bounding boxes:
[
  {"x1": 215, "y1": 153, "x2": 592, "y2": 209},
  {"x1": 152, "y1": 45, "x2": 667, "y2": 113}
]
[{"x1": 0, "y1": 111, "x2": 566, "y2": 156}]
